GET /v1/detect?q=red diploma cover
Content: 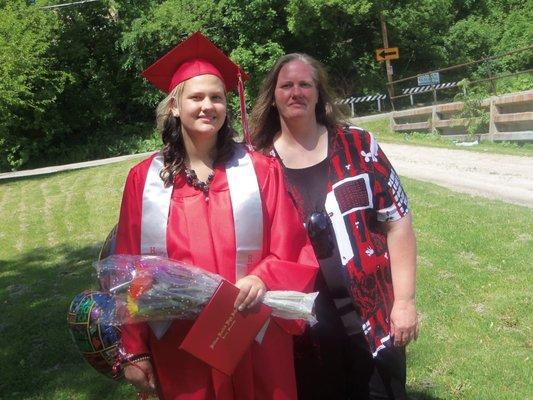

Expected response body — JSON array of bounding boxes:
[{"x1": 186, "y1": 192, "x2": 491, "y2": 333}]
[{"x1": 179, "y1": 279, "x2": 272, "y2": 375}]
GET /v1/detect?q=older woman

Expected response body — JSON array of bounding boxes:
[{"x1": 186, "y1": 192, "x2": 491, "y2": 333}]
[
  {"x1": 115, "y1": 34, "x2": 317, "y2": 400},
  {"x1": 250, "y1": 53, "x2": 418, "y2": 400}
]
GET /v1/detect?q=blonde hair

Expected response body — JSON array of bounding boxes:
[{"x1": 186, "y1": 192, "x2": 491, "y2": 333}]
[{"x1": 156, "y1": 83, "x2": 185, "y2": 133}]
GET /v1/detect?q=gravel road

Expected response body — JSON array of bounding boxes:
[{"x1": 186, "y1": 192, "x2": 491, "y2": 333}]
[
  {"x1": 380, "y1": 143, "x2": 533, "y2": 209},
  {"x1": 1, "y1": 145, "x2": 532, "y2": 209}
]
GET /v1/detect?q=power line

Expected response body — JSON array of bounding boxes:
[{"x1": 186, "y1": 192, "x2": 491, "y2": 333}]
[
  {"x1": 40, "y1": 0, "x2": 101, "y2": 10},
  {"x1": 389, "y1": 44, "x2": 533, "y2": 85}
]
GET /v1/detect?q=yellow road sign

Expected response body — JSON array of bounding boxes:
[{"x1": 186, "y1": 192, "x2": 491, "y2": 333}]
[{"x1": 375, "y1": 47, "x2": 399, "y2": 62}]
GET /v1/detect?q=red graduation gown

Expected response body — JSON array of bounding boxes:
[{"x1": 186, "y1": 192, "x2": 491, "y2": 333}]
[{"x1": 115, "y1": 150, "x2": 318, "y2": 400}]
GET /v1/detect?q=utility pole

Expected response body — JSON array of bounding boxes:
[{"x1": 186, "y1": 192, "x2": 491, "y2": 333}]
[{"x1": 380, "y1": 11, "x2": 395, "y2": 109}]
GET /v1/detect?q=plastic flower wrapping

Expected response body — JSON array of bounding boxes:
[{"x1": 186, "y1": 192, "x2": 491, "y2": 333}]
[
  {"x1": 67, "y1": 255, "x2": 318, "y2": 380},
  {"x1": 95, "y1": 255, "x2": 318, "y2": 326}
]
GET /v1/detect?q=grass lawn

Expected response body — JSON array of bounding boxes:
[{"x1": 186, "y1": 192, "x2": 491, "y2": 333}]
[
  {"x1": 354, "y1": 117, "x2": 533, "y2": 158},
  {"x1": 0, "y1": 158, "x2": 531, "y2": 399}
]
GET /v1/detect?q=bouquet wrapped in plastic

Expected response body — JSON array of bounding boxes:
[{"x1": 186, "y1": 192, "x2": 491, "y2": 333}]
[{"x1": 95, "y1": 255, "x2": 318, "y2": 326}]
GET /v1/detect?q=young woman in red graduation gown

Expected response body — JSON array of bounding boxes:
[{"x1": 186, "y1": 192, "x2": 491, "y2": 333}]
[{"x1": 114, "y1": 33, "x2": 318, "y2": 400}]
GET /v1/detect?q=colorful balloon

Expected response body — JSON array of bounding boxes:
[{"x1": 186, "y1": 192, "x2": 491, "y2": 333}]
[{"x1": 67, "y1": 290, "x2": 121, "y2": 380}]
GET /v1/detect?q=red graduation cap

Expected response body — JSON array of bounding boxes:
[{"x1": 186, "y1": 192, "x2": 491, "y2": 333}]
[
  {"x1": 141, "y1": 31, "x2": 252, "y2": 145},
  {"x1": 141, "y1": 31, "x2": 248, "y2": 94}
]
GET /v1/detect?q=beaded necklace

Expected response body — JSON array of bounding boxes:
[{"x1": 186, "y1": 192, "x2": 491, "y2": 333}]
[{"x1": 184, "y1": 167, "x2": 215, "y2": 195}]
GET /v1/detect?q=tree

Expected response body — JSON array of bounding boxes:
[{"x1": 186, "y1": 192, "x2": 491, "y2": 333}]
[
  {"x1": 1, "y1": 0, "x2": 530, "y2": 171},
  {"x1": 284, "y1": 0, "x2": 377, "y2": 96},
  {"x1": 0, "y1": 1, "x2": 69, "y2": 170}
]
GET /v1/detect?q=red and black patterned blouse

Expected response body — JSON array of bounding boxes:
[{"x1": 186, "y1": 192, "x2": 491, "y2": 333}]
[{"x1": 277, "y1": 125, "x2": 410, "y2": 356}]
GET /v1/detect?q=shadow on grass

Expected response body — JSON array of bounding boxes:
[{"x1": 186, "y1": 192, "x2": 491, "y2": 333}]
[
  {"x1": 408, "y1": 391, "x2": 446, "y2": 400},
  {"x1": 0, "y1": 243, "x2": 448, "y2": 400},
  {"x1": 0, "y1": 243, "x2": 135, "y2": 399}
]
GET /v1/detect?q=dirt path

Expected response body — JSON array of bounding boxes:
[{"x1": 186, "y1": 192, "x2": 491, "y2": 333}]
[
  {"x1": 0, "y1": 152, "x2": 151, "y2": 180},
  {"x1": 2, "y1": 145, "x2": 532, "y2": 209},
  {"x1": 380, "y1": 143, "x2": 533, "y2": 209}
]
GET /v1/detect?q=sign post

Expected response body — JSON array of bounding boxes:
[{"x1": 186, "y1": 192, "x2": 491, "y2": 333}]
[{"x1": 379, "y1": 12, "x2": 396, "y2": 108}]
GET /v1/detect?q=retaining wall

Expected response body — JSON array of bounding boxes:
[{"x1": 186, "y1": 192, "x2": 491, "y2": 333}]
[{"x1": 390, "y1": 89, "x2": 533, "y2": 141}]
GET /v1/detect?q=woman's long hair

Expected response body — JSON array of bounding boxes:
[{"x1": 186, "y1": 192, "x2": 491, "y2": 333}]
[
  {"x1": 249, "y1": 53, "x2": 345, "y2": 151},
  {"x1": 156, "y1": 82, "x2": 236, "y2": 187}
]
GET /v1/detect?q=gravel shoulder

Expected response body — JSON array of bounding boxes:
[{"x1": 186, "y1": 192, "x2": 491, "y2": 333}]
[
  {"x1": 2, "y1": 145, "x2": 532, "y2": 209},
  {"x1": 380, "y1": 143, "x2": 533, "y2": 209}
]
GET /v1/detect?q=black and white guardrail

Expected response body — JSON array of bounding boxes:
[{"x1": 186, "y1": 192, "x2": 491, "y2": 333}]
[
  {"x1": 401, "y1": 82, "x2": 458, "y2": 95},
  {"x1": 337, "y1": 82, "x2": 459, "y2": 105},
  {"x1": 337, "y1": 94, "x2": 388, "y2": 105}
]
